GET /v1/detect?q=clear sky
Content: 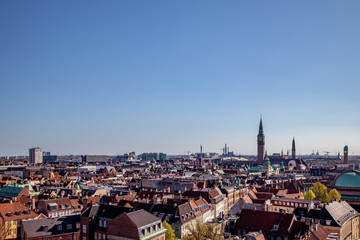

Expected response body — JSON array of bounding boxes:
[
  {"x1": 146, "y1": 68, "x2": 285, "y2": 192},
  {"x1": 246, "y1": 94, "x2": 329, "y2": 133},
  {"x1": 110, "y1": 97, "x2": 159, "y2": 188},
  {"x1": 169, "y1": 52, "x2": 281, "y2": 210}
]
[{"x1": 1, "y1": 1, "x2": 359, "y2": 156}]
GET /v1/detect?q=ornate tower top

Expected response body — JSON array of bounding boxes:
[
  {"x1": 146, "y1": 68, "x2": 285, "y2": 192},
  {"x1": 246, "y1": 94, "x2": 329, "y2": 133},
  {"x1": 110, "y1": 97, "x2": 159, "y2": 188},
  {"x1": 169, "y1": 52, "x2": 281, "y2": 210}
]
[{"x1": 258, "y1": 117, "x2": 264, "y2": 137}]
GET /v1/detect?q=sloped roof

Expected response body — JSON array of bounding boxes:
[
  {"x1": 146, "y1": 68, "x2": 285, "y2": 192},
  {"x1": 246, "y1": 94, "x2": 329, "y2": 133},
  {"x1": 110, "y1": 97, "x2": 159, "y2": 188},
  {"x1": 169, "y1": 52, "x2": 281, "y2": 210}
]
[
  {"x1": 126, "y1": 209, "x2": 161, "y2": 228},
  {"x1": 237, "y1": 209, "x2": 295, "y2": 236},
  {"x1": 325, "y1": 201, "x2": 359, "y2": 226},
  {"x1": 22, "y1": 215, "x2": 80, "y2": 238},
  {"x1": 97, "y1": 204, "x2": 132, "y2": 219},
  {"x1": 0, "y1": 186, "x2": 24, "y2": 198},
  {"x1": 0, "y1": 202, "x2": 38, "y2": 221}
]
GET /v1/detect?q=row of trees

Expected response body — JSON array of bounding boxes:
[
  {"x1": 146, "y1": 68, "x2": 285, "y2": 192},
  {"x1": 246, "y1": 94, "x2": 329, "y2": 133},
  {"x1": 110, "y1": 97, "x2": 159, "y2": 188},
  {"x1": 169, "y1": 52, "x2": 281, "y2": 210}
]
[{"x1": 303, "y1": 182, "x2": 341, "y2": 203}]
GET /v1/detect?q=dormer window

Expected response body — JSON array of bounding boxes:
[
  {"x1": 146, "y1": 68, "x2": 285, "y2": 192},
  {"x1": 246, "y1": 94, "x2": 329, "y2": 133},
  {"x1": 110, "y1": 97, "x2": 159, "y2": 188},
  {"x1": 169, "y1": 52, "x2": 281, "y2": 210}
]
[{"x1": 57, "y1": 225, "x2": 62, "y2": 231}]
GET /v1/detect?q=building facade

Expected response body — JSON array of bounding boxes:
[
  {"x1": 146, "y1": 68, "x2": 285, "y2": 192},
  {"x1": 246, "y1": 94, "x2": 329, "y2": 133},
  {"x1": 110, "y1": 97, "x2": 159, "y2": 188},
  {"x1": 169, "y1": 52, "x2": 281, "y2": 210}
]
[{"x1": 29, "y1": 147, "x2": 43, "y2": 164}]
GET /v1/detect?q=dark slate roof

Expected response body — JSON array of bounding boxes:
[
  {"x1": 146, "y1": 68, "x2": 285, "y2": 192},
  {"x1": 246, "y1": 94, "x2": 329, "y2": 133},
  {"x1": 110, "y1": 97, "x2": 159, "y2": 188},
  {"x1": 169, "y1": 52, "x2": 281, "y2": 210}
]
[
  {"x1": 150, "y1": 204, "x2": 178, "y2": 224},
  {"x1": 97, "y1": 204, "x2": 132, "y2": 219},
  {"x1": 22, "y1": 215, "x2": 80, "y2": 238},
  {"x1": 126, "y1": 209, "x2": 161, "y2": 228},
  {"x1": 178, "y1": 202, "x2": 195, "y2": 223}
]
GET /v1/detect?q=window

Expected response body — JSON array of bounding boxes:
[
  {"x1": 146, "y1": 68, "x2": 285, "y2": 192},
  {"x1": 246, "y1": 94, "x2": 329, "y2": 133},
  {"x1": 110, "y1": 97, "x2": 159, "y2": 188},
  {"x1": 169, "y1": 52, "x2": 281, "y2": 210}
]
[
  {"x1": 82, "y1": 225, "x2": 87, "y2": 233},
  {"x1": 158, "y1": 223, "x2": 161, "y2": 229},
  {"x1": 58, "y1": 225, "x2": 62, "y2": 231},
  {"x1": 83, "y1": 237, "x2": 86, "y2": 240},
  {"x1": 99, "y1": 220, "x2": 102, "y2": 227},
  {"x1": 67, "y1": 224, "x2": 72, "y2": 230},
  {"x1": 147, "y1": 227, "x2": 151, "y2": 233},
  {"x1": 74, "y1": 235, "x2": 77, "y2": 240},
  {"x1": 142, "y1": 229, "x2": 145, "y2": 236},
  {"x1": 94, "y1": 233, "x2": 97, "y2": 240},
  {"x1": 103, "y1": 234, "x2": 105, "y2": 240},
  {"x1": 59, "y1": 237, "x2": 62, "y2": 240},
  {"x1": 103, "y1": 221, "x2": 107, "y2": 228},
  {"x1": 67, "y1": 236, "x2": 72, "y2": 240},
  {"x1": 13, "y1": 229, "x2": 16, "y2": 234}
]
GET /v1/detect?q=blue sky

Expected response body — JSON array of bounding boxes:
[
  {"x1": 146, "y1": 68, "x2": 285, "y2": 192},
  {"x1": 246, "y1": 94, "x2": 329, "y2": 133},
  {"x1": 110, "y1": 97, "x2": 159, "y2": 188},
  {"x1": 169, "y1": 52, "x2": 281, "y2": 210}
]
[{"x1": 1, "y1": 1, "x2": 359, "y2": 156}]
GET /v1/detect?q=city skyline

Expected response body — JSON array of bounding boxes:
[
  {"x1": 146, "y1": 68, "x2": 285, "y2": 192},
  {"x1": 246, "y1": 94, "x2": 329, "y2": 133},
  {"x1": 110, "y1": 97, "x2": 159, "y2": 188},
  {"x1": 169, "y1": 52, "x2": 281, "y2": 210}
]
[{"x1": 1, "y1": 1, "x2": 360, "y2": 156}]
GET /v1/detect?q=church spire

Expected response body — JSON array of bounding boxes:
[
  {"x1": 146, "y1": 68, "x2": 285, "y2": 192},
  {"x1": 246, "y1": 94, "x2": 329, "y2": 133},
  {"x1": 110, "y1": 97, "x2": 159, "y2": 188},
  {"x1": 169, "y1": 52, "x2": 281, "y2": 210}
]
[
  {"x1": 257, "y1": 116, "x2": 265, "y2": 165},
  {"x1": 258, "y1": 116, "x2": 264, "y2": 137},
  {"x1": 292, "y1": 137, "x2": 296, "y2": 159}
]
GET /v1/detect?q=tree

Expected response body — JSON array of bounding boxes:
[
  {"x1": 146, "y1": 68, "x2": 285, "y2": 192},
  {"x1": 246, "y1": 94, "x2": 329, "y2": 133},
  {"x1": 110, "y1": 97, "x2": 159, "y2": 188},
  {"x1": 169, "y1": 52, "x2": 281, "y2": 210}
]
[
  {"x1": 0, "y1": 218, "x2": 11, "y2": 240},
  {"x1": 310, "y1": 182, "x2": 328, "y2": 202},
  {"x1": 310, "y1": 182, "x2": 342, "y2": 203},
  {"x1": 328, "y1": 189, "x2": 341, "y2": 202},
  {"x1": 163, "y1": 220, "x2": 177, "y2": 240},
  {"x1": 183, "y1": 220, "x2": 223, "y2": 240},
  {"x1": 304, "y1": 189, "x2": 316, "y2": 200}
]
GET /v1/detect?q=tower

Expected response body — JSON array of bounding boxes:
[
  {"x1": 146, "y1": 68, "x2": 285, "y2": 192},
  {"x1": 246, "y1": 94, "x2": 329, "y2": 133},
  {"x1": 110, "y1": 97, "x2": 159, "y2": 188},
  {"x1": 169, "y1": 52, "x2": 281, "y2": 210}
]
[
  {"x1": 344, "y1": 145, "x2": 348, "y2": 164},
  {"x1": 257, "y1": 117, "x2": 265, "y2": 165},
  {"x1": 292, "y1": 137, "x2": 296, "y2": 159},
  {"x1": 29, "y1": 147, "x2": 43, "y2": 164}
]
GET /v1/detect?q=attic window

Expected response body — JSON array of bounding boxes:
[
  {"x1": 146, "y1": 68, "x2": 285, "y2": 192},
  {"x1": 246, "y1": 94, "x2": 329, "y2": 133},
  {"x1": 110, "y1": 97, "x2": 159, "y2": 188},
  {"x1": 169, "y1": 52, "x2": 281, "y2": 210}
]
[
  {"x1": 15, "y1": 210, "x2": 21, "y2": 215},
  {"x1": 57, "y1": 225, "x2": 62, "y2": 231},
  {"x1": 23, "y1": 209, "x2": 30, "y2": 214},
  {"x1": 6, "y1": 212, "x2": 13, "y2": 217}
]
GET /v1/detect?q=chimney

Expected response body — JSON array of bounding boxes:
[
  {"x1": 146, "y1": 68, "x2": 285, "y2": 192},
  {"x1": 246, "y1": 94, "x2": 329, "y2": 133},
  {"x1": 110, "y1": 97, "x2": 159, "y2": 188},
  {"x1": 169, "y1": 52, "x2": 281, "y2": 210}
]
[{"x1": 32, "y1": 197, "x2": 36, "y2": 210}]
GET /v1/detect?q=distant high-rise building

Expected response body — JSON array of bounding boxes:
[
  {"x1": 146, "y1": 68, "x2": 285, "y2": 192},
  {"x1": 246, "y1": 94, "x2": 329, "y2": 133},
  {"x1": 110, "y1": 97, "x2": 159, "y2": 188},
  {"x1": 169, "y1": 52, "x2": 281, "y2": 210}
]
[
  {"x1": 292, "y1": 137, "x2": 296, "y2": 159},
  {"x1": 29, "y1": 147, "x2": 43, "y2": 164},
  {"x1": 344, "y1": 145, "x2": 348, "y2": 164},
  {"x1": 224, "y1": 143, "x2": 229, "y2": 155},
  {"x1": 257, "y1": 117, "x2": 265, "y2": 165}
]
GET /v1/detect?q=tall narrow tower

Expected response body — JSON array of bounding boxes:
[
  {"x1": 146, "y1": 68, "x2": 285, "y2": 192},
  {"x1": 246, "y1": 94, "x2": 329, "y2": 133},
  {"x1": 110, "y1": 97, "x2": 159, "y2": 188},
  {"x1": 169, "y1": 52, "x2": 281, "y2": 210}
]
[
  {"x1": 292, "y1": 137, "x2": 296, "y2": 159},
  {"x1": 344, "y1": 145, "x2": 348, "y2": 164},
  {"x1": 257, "y1": 117, "x2": 265, "y2": 165}
]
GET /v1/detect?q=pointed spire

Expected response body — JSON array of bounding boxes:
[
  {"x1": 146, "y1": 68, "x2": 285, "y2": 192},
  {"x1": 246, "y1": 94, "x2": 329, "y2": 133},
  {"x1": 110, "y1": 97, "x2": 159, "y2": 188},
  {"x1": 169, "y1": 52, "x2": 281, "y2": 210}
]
[
  {"x1": 258, "y1": 116, "x2": 264, "y2": 137},
  {"x1": 292, "y1": 137, "x2": 296, "y2": 159},
  {"x1": 292, "y1": 137, "x2": 296, "y2": 151}
]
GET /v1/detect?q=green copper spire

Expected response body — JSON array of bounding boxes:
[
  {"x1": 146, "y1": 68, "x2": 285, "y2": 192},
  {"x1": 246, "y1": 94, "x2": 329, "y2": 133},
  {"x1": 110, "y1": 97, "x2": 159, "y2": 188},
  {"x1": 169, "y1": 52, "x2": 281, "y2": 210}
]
[
  {"x1": 263, "y1": 157, "x2": 271, "y2": 166},
  {"x1": 280, "y1": 161, "x2": 285, "y2": 172},
  {"x1": 258, "y1": 117, "x2": 264, "y2": 137}
]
